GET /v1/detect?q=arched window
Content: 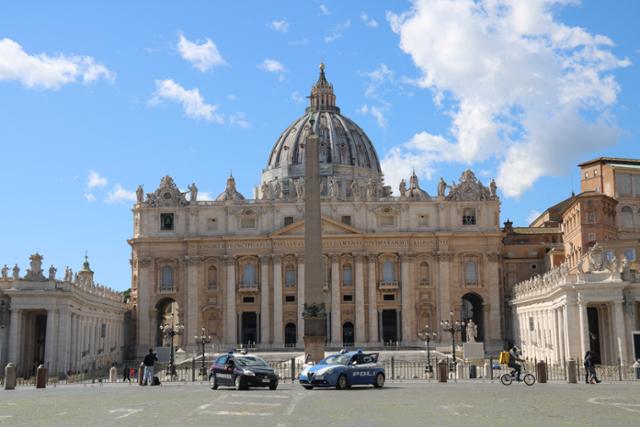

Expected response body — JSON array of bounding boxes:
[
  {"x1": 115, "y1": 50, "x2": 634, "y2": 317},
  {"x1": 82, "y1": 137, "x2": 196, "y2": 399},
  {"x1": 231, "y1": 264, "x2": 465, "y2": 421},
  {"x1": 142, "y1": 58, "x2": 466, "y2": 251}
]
[
  {"x1": 285, "y1": 264, "x2": 296, "y2": 288},
  {"x1": 383, "y1": 260, "x2": 395, "y2": 282},
  {"x1": 463, "y1": 208, "x2": 476, "y2": 225},
  {"x1": 161, "y1": 266, "x2": 174, "y2": 290},
  {"x1": 342, "y1": 264, "x2": 353, "y2": 286},
  {"x1": 243, "y1": 263, "x2": 256, "y2": 285},
  {"x1": 464, "y1": 261, "x2": 477, "y2": 284},
  {"x1": 420, "y1": 262, "x2": 430, "y2": 284},
  {"x1": 621, "y1": 206, "x2": 633, "y2": 228},
  {"x1": 207, "y1": 266, "x2": 217, "y2": 290}
]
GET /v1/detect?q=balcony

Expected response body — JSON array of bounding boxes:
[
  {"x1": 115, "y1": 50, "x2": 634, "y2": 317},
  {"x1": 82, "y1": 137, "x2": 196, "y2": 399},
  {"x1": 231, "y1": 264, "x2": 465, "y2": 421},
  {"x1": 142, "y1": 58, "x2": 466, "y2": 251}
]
[
  {"x1": 238, "y1": 283, "x2": 259, "y2": 293},
  {"x1": 378, "y1": 281, "x2": 399, "y2": 290},
  {"x1": 419, "y1": 280, "x2": 430, "y2": 287}
]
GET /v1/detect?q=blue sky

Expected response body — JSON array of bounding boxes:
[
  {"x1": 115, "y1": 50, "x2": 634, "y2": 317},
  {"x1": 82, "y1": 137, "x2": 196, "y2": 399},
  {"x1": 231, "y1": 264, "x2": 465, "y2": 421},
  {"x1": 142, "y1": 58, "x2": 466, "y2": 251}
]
[{"x1": 1, "y1": 0, "x2": 639, "y2": 291}]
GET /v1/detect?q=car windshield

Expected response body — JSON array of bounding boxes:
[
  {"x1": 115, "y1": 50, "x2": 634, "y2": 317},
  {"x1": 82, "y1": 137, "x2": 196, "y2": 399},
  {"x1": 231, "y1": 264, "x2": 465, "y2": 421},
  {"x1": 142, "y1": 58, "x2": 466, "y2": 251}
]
[
  {"x1": 320, "y1": 354, "x2": 352, "y2": 366},
  {"x1": 234, "y1": 356, "x2": 270, "y2": 367}
]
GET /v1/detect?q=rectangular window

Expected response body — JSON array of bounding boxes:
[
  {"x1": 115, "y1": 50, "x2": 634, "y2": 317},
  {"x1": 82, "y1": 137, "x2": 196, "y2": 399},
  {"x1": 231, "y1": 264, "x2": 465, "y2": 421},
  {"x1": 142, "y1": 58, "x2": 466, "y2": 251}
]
[
  {"x1": 418, "y1": 214, "x2": 429, "y2": 227},
  {"x1": 587, "y1": 212, "x2": 597, "y2": 223},
  {"x1": 101, "y1": 324, "x2": 106, "y2": 338},
  {"x1": 529, "y1": 317, "x2": 534, "y2": 332},
  {"x1": 588, "y1": 233, "x2": 596, "y2": 242},
  {"x1": 604, "y1": 250, "x2": 615, "y2": 262},
  {"x1": 342, "y1": 265, "x2": 353, "y2": 286},
  {"x1": 160, "y1": 213, "x2": 174, "y2": 230},
  {"x1": 633, "y1": 175, "x2": 640, "y2": 196},
  {"x1": 343, "y1": 294, "x2": 353, "y2": 302},
  {"x1": 341, "y1": 215, "x2": 352, "y2": 226},
  {"x1": 242, "y1": 296, "x2": 255, "y2": 304},
  {"x1": 380, "y1": 215, "x2": 394, "y2": 226},
  {"x1": 207, "y1": 218, "x2": 218, "y2": 231},
  {"x1": 624, "y1": 248, "x2": 636, "y2": 262},
  {"x1": 284, "y1": 216, "x2": 294, "y2": 226},
  {"x1": 383, "y1": 294, "x2": 395, "y2": 301},
  {"x1": 240, "y1": 217, "x2": 256, "y2": 229},
  {"x1": 285, "y1": 269, "x2": 296, "y2": 288},
  {"x1": 285, "y1": 295, "x2": 296, "y2": 303},
  {"x1": 462, "y1": 208, "x2": 476, "y2": 225},
  {"x1": 616, "y1": 172, "x2": 632, "y2": 195}
]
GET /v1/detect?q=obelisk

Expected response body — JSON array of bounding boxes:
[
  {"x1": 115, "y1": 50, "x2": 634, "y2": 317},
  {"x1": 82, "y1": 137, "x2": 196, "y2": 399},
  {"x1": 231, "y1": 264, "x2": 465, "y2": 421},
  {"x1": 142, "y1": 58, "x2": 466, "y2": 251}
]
[{"x1": 302, "y1": 115, "x2": 327, "y2": 363}]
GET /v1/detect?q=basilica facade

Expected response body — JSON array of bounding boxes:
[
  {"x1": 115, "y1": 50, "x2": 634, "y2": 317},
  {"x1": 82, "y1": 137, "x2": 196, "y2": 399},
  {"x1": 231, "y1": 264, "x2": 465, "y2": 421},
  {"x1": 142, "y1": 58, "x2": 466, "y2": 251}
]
[{"x1": 129, "y1": 66, "x2": 504, "y2": 356}]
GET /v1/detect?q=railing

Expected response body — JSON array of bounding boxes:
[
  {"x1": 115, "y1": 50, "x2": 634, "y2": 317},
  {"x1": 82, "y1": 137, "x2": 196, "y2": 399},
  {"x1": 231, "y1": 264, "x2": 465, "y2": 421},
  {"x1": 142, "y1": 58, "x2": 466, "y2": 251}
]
[
  {"x1": 238, "y1": 283, "x2": 259, "y2": 292},
  {"x1": 378, "y1": 281, "x2": 399, "y2": 290}
]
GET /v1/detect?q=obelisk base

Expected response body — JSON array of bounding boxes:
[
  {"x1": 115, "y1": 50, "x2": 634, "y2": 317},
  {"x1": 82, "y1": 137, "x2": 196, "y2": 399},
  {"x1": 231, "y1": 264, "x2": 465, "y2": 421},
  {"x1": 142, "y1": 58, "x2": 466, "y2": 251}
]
[{"x1": 304, "y1": 317, "x2": 327, "y2": 363}]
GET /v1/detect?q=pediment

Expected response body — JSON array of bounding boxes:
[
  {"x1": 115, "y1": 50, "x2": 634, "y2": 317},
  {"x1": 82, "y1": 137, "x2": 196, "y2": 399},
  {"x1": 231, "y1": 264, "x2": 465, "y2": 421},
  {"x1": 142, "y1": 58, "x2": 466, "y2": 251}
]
[{"x1": 272, "y1": 216, "x2": 365, "y2": 237}]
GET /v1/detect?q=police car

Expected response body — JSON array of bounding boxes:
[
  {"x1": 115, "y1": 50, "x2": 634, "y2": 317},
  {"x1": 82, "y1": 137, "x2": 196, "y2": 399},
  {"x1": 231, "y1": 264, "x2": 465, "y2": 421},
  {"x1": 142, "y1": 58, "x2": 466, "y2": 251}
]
[
  {"x1": 298, "y1": 350, "x2": 385, "y2": 390},
  {"x1": 208, "y1": 352, "x2": 279, "y2": 390}
]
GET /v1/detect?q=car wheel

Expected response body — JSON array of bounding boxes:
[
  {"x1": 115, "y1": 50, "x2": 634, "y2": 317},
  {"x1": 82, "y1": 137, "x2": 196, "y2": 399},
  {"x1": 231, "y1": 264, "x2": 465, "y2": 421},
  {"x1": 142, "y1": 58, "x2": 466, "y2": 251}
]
[
  {"x1": 303, "y1": 385, "x2": 314, "y2": 390},
  {"x1": 235, "y1": 376, "x2": 246, "y2": 391},
  {"x1": 373, "y1": 373, "x2": 385, "y2": 388},
  {"x1": 210, "y1": 374, "x2": 218, "y2": 390},
  {"x1": 336, "y1": 374, "x2": 348, "y2": 390}
]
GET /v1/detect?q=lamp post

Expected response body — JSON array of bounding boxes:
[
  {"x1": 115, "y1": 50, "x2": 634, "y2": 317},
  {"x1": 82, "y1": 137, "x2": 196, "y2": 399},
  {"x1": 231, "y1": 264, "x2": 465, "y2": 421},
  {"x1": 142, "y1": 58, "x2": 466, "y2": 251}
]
[
  {"x1": 194, "y1": 327, "x2": 212, "y2": 380},
  {"x1": 440, "y1": 311, "x2": 465, "y2": 373},
  {"x1": 159, "y1": 316, "x2": 184, "y2": 378},
  {"x1": 417, "y1": 324, "x2": 437, "y2": 376}
]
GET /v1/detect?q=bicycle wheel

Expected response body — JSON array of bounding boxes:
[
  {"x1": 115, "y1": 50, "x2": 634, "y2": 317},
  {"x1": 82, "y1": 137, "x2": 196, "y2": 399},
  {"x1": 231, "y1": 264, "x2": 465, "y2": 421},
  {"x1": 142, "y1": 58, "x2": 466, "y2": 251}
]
[
  {"x1": 500, "y1": 373, "x2": 513, "y2": 386},
  {"x1": 523, "y1": 373, "x2": 535, "y2": 386}
]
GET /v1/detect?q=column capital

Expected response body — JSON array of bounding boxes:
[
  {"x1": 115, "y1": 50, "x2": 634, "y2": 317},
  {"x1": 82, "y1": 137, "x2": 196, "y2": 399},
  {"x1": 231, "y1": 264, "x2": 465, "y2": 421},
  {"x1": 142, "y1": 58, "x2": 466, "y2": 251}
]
[
  {"x1": 296, "y1": 254, "x2": 305, "y2": 263},
  {"x1": 353, "y1": 253, "x2": 366, "y2": 262},
  {"x1": 367, "y1": 254, "x2": 378, "y2": 264},
  {"x1": 259, "y1": 254, "x2": 272, "y2": 262},
  {"x1": 184, "y1": 255, "x2": 205, "y2": 266},
  {"x1": 329, "y1": 253, "x2": 340, "y2": 263},
  {"x1": 137, "y1": 257, "x2": 153, "y2": 268},
  {"x1": 272, "y1": 254, "x2": 282, "y2": 264},
  {"x1": 399, "y1": 253, "x2": 415, "y2": 262},
  {"x1": 223, "y1": 255, "x2": 236, "y2": 266}
]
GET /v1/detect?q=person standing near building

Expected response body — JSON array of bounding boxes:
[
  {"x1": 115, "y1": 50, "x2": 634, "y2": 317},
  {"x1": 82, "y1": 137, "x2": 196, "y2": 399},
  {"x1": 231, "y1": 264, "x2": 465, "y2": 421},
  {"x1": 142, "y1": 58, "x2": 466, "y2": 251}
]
[
  {"x1": 142, "y1": 349, "x2": 158, "y2": 386},
  {"x1": 584, "y1": 351, "x2": 601, "y2": 384},
  {"x1": 122, "y1": 362, "x2": 131, "y2": 383}
]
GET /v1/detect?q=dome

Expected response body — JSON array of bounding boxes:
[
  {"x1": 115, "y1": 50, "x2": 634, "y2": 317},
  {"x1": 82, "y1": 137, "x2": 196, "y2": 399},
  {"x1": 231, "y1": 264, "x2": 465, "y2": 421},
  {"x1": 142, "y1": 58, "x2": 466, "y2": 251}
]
[
  {"x1": 261, "y1": 64, "x2": 383, "y2": 199},
  {"x1": 216, "y1": 174, "x2": 245, "y2": 201}
]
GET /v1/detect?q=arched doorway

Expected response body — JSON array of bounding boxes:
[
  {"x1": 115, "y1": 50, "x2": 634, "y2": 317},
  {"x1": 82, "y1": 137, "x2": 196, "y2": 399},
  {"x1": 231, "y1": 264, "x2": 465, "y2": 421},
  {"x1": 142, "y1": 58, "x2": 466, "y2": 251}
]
[
  {"x1": 343, "y1": 322, "x2": 354, "y2": 347},
  {"x1": 156, "y1": 298, "x2": 180, "y2": 347},
  {"x1": 241, "y1": 312, "x2": 258, "y2": 345},
  {"x1": 284, "y1": 323, "x2": 297, "y2": 347},
  {"x1": 461, "y1": 293, "x2": 483, "y2": 342}
]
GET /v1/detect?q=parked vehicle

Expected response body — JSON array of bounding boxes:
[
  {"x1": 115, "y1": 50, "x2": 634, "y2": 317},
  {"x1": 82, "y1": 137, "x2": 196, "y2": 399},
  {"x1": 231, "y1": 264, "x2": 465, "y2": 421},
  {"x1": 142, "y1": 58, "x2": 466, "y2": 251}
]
[
  {"x1": 299, "y1": 349, "x2": 385, "y2": 390},
  {"x1": 208, "y1": 352, "x2": 278, "y2": 390}
]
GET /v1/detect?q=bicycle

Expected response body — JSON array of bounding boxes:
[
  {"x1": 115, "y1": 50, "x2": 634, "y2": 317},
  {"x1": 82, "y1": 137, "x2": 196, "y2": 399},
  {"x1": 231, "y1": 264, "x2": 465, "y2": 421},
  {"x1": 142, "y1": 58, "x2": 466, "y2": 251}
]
[{"x1": 500, "y1": 368, "x2": 535, "y2": 386}]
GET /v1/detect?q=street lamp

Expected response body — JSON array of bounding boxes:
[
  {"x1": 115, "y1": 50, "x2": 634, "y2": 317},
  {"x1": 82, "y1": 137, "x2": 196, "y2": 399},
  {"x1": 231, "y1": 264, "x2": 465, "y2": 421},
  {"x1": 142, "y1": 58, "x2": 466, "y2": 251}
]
[
  {"x1": 440, "y1": 311, "x2": 465, "y2": 373},
  {"x1": 417, "y1": 324, "x2": 437, "y2": 376},
  {"x1": 194, "y1": 327, "x2": 212, "y2": 380},
  {"x1": 159, "y1": 316, "x2": 184, "y2": 378}
]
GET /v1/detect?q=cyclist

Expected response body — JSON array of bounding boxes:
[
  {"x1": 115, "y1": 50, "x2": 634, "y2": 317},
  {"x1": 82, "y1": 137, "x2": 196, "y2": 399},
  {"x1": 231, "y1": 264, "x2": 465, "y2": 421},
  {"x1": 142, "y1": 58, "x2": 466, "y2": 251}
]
[{"x1": 508, "y1": 345, "x2": 525, "y2": 382}]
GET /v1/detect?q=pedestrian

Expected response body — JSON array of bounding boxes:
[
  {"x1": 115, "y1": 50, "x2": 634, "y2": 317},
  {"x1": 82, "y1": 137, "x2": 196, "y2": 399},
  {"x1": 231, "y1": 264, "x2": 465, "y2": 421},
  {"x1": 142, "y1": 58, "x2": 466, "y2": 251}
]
[
  {"x1": 584, "y1": 351, "x2": 601, "y2": 384},
  {"x1": 142, "y1": 348, "x2": 158, "y2": 386},
  {"x1": 122, "y1": 362, "x2": 131, "y2": 383}
]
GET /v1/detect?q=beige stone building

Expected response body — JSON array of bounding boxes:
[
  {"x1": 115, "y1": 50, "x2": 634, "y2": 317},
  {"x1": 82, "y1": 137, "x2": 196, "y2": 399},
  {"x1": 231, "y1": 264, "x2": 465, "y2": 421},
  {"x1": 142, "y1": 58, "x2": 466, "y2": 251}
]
[
  {"x1": 129, "y1": 66, "x2": 504, "y2": 356},
  {"x1": 0, "y1": 254, "x2": 127, "y2": 377}
]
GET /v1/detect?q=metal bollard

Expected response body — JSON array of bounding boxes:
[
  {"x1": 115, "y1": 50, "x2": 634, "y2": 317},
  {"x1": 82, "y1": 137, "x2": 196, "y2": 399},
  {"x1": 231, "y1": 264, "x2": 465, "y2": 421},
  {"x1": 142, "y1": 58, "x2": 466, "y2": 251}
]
[
  {"x1": 438, "y1": 359, "x2": 448, "y2": 383},
  {"x1": 484, "y1": 360, "x2": 491, "y2": 380},
  {"x1": 36, "y1": 364, "x2": 48, "y2": 389},
  {"x1": 109, "y1": 366, "x2": 118, "y2": 383},
  {"x1": 536, "y1": 361, "x2": 547, "y2": 384},
  {"x1": 567, "y1": 358, "x2": 577, "y2": 384},
  {"x1": 4, "y1": 363, "x2": 17, "y2": 390},
  {"x1": 290, "y1": 358, "x2": 296, "y2": 383},
  {"x1": 138, "y1": 363, "x2": 145, "y2": 385}
]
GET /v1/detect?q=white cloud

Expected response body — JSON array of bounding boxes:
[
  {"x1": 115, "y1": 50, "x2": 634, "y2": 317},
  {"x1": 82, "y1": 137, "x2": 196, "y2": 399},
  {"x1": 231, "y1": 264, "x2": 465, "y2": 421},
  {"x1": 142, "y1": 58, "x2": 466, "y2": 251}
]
[
  {"x1": 229, "y1": 112, "x2": 251, "y2": 128},
  {"x1": 227, "y1": 94, "x2": 237, "y2": 101},
  {"x1": 385, "y1": 0, "x2": 629, "y2": 197},
  {"x1": 177, "y1": 32, "x2": 227, "y2": 72},
  {"x1": 362, "y1": 63, "x2": 393, "y2": 100},
  {"x1": 83, "y1": 193, "x2": 96, "y2": 202},
  {"x1": 319, "y1": 4, "x2": 330, "y2": 16},
  {"x1": 258, "y1": 58, "x2": 287, "y2": 74},
  {"x1": 0, "y1": 38, "x2": 114, "y2": 90},
  {"x1": 291, "y1": 90, "x2": 304, "y2": 103},
  {"x1": 198, "y1": 191, "x2": 214, "y2": 201},
  {"x1": 105, "y1": 184, "x2": 137, "y2": 204},
  {"x1": 149, "y1": 79, "x2": 224, "y2": 123},
  {"x1": 269, "y1": 19, "x2": 290, "y2": 32},
  {"x1": 289, "y1": 38, "x2": 309, "y2": 47},
  {"x1": 87, "y1": 170, "x2": 108, "y2": 189},
  {"x1": 324, "y1": 20, "x2": 351, "y2": 43},
  {"x1": 361, "y1": 13, "x2": 379, "y2": 28},
  {"x1": 526, "y1": 209, "x2": 542, "y2": 225},
  {"x1": 358, "y1": 104, "x2": 388, "y2": 129}
]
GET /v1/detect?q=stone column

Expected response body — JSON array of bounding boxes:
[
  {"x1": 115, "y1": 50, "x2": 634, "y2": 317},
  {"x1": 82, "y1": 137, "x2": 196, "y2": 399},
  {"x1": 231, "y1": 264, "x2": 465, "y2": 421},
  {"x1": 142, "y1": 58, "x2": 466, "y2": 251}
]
[
  {"x1": 400, "y1": 254, "x2": 414, "y2": 345},
  {"x1": 186, "y1": 256, "x2": 202, "y2": 347},
  {"x1": 7, "y1": 308, "x2": 22, "y2": 367},
  {"x1": 612, "y1": 299, "x2": 628, "y2": 365},
  {"x1": 367, "y1": 255, "x2": 378, "y2": 344},
  {"x1": 578, "y1": 299, "x2": 590, "y2": 358},
  {"x1": 78, "y1": 318, "x2": 85, "y2": 369},
  {"x1": 136, "y1": 257, "x2": 153, "y2": 353},
  {"x1": 437, "y1": 253, "x2": 452, "y2": 334},
  {"x1": 354, "y1": 254, "x2": 365, "y2": 344},
  {"x1": 272, "y1": 255, "x2": 283, "y2": 345},
  {"x1": 297, "y1": 256, "x2": 305, "y2": 346},
  {"x1": 260, "y1": 255, "x2": 271, "y2": 345},
  {"x1": 45, "y1": 309, "x2": 59, "y2": 373},
  {"x1": 330, "y1": 254, "x2": 341, "y2": 345},
  {"x1": 224, "y1": 256, "x2": 237, "y2": 345},
  {"x1": 58, "y1": 309, "x2": 72, "y2": 376},
  {"x1": 486, "y1": 253, "x2": 501, "y2": 343}
]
